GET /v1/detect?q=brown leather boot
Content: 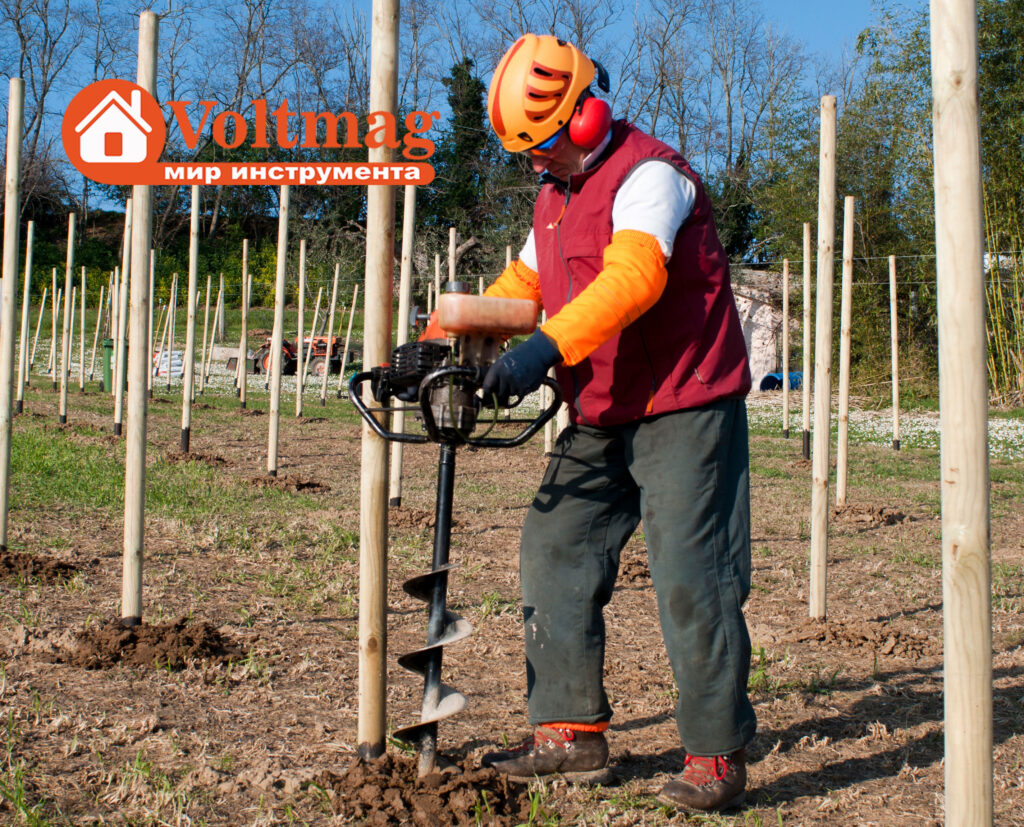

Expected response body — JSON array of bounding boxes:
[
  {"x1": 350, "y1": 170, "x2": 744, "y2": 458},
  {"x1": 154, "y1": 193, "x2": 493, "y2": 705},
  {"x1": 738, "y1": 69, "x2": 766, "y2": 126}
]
[
  {"x1": 481, "y1": 725, "x2": 613, "y2": 784},
  {"x1": 657, "y1": 750, "x2": 746, "y2": 812}
]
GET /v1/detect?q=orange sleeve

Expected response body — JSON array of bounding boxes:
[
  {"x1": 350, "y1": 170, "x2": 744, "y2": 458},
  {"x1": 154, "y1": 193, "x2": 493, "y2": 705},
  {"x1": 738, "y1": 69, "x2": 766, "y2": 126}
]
[
  {"x1": 540, "y1": 230, "x2": 668, "y2": 366},
  {"x1": 484, "y1": 259, "x2": 543, "y2": 306}
]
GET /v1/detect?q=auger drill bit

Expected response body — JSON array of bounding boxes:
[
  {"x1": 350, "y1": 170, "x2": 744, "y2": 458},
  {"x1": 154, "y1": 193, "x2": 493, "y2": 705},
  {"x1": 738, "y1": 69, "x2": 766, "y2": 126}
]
[{"x1": 393, "y1": 442, "x2": 472, "y2": 776}]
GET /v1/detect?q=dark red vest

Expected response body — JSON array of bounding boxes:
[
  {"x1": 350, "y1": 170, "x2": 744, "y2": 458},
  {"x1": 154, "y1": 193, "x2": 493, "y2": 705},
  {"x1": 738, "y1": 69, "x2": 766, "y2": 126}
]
[{"x1": 534, "y1": 120, "x2": 751, "y2": 426}]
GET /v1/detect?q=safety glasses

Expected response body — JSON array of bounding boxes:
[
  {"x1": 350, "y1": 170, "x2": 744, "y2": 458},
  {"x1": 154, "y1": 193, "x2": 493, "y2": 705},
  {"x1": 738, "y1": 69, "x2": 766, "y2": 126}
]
[{"x1": 531, "y1": 127, "x2": 564, "y2": 152}]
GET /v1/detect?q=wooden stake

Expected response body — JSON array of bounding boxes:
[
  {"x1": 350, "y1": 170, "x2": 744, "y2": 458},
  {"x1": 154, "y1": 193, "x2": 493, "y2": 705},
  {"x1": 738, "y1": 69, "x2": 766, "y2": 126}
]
[
  {"x1": 166, "y1": 273, "x2": 177, "y2": 391},
  {"x1": 506, "y1": 245, "x2": 512, "y2": 268},
  {"x1": 180, "y1": 185, "x2": 200, "y2": 452},
  {"x1": 809, "y1": 95, "x2": 836, "y2": 620},
  {"x1": 89, "y1": 285, "x2": 105, "y2": 382},
  {"x1": 836, "y1": 196, "x2": 855, "y2": 510},
  {"x1": 147, "y1": 250, "x2": 154, "y2": 395},
  {"x1": 122, "y1": 9, "x2": 157, "y2": 627},
  {"x1": 16, "y1": 220, "x2": 33, "y2": 411},
  {"x1": 302, "y1": 286, "x2": 323, "y2": 385},
  {"x1": 267, "y1": 185, "x2": 290, "y2": 476},
  {"x1": 217, "y1": 272, "x2": 225, "y2": 342},
  {"x1": 199, "y1": 276, "x2": 211, "y2": 394},
  {"x1": 932, "y1": 1, "x2": 992, "y2": 820},
  {"x1": 113, "y1": 204, "x2": 131, "y2": 431},
  {"x1": 889, "y1": 255, "x2": 900, "y2": 450},
  {"x1": 321, "y1": 265, "x2": 340, "y2": 405},
  {"x1": 30, "y1": 286, "x2": 45, "y2": 370},
  {"x1": 338, "y1": 283, "x2": 358, "y2": 397},
  {"x1": 153, "y1": 297, "x2": 170, "y2": 389},
  {"x1": 802, "y1": 222, "x2": 812, "y2": 460},
  {"x1": 203, "y1": 283, "x2": 221, "y2": 386},
  {"x1": 295, "y1": 239, "x2": 307, "y2": 417},
  {"x1": 0, "y1": 77, "x2": 24, "y2": 551},
  {"x1": 358, "y1": 0, "x2": 398, "y2": 759},
  {"x1": 238, "y1": 239, "x2": 250, "y2": 408},
  {"x1": 447, "y1": 227, "x2": 456, "y2": 286},
  {"x1": 58, "y1": 212, "x2": 76, "y2": 424},
  {"x1": 79, "y1": 267, "x2": 85, "y2": 390},
  {"x1": 50, "y1": 270, "x2": 58, "y2": 388},
  {"x1": 68, "y1": 286, "x2": 76, "y2": 383},
  {"x1": 434, "y1": 253, "x2": 440, "y2": 299},
  {"x1": 782, "y1": 259, "x2": 790, "y2": 438},
  {"x1": 389, "y1": 185, "x2": 416, "y2": 507}
]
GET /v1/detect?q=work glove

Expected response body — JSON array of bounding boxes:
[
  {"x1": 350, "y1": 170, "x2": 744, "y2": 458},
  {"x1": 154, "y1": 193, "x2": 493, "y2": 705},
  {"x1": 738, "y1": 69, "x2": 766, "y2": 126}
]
[{"x1": 481, "y1": 330, "x2": 562, "y2": 407}]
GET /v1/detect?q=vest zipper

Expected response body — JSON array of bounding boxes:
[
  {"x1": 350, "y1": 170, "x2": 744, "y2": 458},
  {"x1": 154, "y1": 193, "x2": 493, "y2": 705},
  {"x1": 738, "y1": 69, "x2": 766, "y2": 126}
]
[{"x1": 555, "y1": 180, "x2": 592, "y2": 425}]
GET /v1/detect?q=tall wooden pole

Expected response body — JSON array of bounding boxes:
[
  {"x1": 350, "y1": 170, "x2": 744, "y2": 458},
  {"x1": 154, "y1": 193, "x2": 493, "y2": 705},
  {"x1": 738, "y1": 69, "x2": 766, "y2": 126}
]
[
  {"x1": 239, "y1": 240, "x2": 250, "y2": 408},
  {"x1": 180, "y1": 185, "x2": 200, "y2": 452},
  {"x1": 389, "y1": 185, "x2": 416, "y2": 507},
  {"x1": 836, "y1": 196, "x2": 855, "y2": 509},
  {"x1": 931, "y1": 1, "x2": 992, "y2": 822},
  {"x1": 782, "y1": 259, "x2": 790, "y2": 438},
  {"x1": 267, "y1": 185, "x2": 290, "y2": 477},
  {"x1": 89, "y1": 285, "x2": 104, "y2": 382},
  {"x1": 295, "y1": 239, "x2": 307, "y2": 417},
  {"x1": 30, "y1": 286, "x2": 45, "y2": 370},
  {"x1": 122, "y1": 10, "x2": 157, "y2": 626},
  {"x1": 79, "y1": 267, "x2": 85, "y2": 390},
  {"x1": 338, "y1": 283, "x2": 359, "y2": 397},
  {"x1": 0, "y1": 77, "x2": 24, "y2": 551},
  {"x1": 809, "y1": 94, "x2": 836, "y2": 620},
  {"x1": 358, "y1": 0, "x2": 398, "y2": 760},
  {"x1": 199, "y1": 276, "x2": 211, "y2": 394},
  {"x1": 16, "y1": 220, "x2": 33, "y2": 412},
  {"x1": 889, "y1": 255, "x2": 901, "y2": 450},
  {"x1": 321, "y1": 265, "x2": 340, "y2": 405},
  {"x1": 58, "y1": 213, "x2": 76, "y2": 425},
  {"x1": 802, "y1": 222, "x2": 812, "y2": 460}
]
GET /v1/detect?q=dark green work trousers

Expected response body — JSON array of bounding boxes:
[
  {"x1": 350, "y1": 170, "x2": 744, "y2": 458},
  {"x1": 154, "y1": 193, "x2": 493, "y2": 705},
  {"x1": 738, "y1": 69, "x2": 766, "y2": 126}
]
[{"x1": 519, "y1": 398, "x2": 756, "y2": 756}]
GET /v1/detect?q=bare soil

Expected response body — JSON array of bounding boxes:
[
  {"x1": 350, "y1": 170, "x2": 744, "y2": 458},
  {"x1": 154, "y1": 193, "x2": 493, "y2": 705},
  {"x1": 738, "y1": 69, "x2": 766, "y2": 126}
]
[{"x1": 2, "y1": 383, "x2": 1022, "y2": 825}]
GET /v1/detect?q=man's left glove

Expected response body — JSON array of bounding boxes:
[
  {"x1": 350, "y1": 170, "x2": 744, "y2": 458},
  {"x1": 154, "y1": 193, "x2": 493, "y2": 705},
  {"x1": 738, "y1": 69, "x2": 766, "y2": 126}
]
[{"x1": 481, "y1": 330, "x2": 562, "y2": 406}]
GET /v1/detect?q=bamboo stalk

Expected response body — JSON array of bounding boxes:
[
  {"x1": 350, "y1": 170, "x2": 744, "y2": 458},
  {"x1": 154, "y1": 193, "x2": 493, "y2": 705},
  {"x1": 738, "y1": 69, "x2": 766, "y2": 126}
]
[
  {"x1": 89, "y1": 285, "x2": 105, "y2": 382},
  {"x1": 321, "y1": 266, "x2": 340, "y2": 405},
  {"x1": 16, "y1": 220, "x2": 33, "y2": 410},
  {"x1": 389, "y1": 185, "x2": 416, "y2": 507},
  {"x1": 782, "y1": 259, "x2": 790, "y2": 438},
  {"x1": 238, "y1": 240, "x2": 249, "y2": 408},
  {"x1": 836, "y1": 196, "x2": 855, "y2": 510},
  {"x1": 267, "y1": 185, "x2": 290, "y2": 476},
  {"x1": 889, "y1": 256, "x2": 900, "y2": 450},
  {"x1": 180, "y1": 185, "x2": 200, "y2": 452},
  {"x1": 338, "y1": 283, "x2": 358, "y2": 397},
  {"x1": 809, "y1": 95, "x2": 836, "y2": 620},
  {"x1": 295, "y1": 239, "x2": 307, "y2": 417},
  {"x1": 932, "y1": 1, "x2": 992, "y2": 821},
  {"x1": 802, "y1": 222, "x2": 812, "y2": 460},
  {"x1": 58, "y1": 212, "x2": 75, "y2": 424},
  {"x1": 30, "y1": 286, "x2": 46, "y2": 370},
  {"x1": 0, "y1": 77, "x2": 24, "y2": 551}
]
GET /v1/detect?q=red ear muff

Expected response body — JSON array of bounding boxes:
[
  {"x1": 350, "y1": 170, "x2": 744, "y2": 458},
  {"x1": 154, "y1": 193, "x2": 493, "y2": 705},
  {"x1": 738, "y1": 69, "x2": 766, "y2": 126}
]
[{"x1": 568, "y1": 96, "x2": 611, "y2": 150}]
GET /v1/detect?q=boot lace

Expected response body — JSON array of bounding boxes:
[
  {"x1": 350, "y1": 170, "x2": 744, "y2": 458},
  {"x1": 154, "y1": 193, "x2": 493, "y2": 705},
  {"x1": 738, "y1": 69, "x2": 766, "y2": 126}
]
[
  {"x1": 507, "y1": 727, "x2": 574, "y2": 754},
  {"x1": 682, "y1": 753, "x2": 733, "y2": 786}
]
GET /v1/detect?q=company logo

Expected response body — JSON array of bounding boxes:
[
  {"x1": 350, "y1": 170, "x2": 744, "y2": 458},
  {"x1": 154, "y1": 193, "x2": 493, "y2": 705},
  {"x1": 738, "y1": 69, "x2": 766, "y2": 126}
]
[{"x1": 62, "y1": 79, "x2": 436, "y2": 186}]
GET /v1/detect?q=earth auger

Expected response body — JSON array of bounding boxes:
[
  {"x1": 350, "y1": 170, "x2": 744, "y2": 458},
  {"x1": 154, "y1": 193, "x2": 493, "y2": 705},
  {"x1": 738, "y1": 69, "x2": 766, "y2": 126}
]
[{"x1": 349, "y1": 283, "x2": 561, "y2": 777}]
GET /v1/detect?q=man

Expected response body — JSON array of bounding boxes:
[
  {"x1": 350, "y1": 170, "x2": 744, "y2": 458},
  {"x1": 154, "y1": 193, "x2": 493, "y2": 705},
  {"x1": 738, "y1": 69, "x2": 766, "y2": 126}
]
[{"x1": 476, "y1": 34, "x2": 756, "y2": 813}]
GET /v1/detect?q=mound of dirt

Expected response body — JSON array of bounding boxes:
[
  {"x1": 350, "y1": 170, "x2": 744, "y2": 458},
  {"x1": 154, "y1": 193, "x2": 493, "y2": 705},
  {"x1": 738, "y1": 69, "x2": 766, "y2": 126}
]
[
  {"x1": 166, "y1": 449, "x2": 228, "y2": 467},
  {"x1": 251, "y1": 474, "x2": 330, "y2": 493},
  {"x1": 296, "y1": 416, "x2": 327, "y2": 424},
  {"x1": 240, "y1": 408, "x2": 266, "y2": 416},
  {"x1": 0, "y1": 551, "x2": 80, "y2": 584},
  {"x1": 784, "y1": 617, "x2": 938, "y2": 659},
  {"x1": 390, "y1": 508, "x2": 443, "y2": 530},
  {"x1": 58, "y1": 617, "x2": 245, "y2": 671},
  {"x1": 618, "y1": 553, "x2": 650, "y2": 585},
  {"x1": 833, "y1": 504, "x2": 915, "y2": 529},
  {"x1": 316, "y1": 754, "x2": 533, "y2": 826}
]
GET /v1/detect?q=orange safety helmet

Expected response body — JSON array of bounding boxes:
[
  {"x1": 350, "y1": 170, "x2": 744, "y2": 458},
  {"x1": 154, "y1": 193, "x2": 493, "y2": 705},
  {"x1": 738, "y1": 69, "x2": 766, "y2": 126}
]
[{"x1": 488, "y1": 34, "x2": 596, "y2": 153}]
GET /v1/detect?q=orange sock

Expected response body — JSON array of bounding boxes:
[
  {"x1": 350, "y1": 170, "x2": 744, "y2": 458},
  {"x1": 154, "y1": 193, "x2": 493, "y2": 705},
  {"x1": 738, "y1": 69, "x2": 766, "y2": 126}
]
[{"x1": 541, "y1": 721, "x2": 609, "y2": 733}]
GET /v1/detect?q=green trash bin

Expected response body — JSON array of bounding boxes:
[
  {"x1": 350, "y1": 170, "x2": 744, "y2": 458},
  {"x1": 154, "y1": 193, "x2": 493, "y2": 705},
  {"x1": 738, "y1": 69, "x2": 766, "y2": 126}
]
[{"x1": 101, "y1": 338, "x2": 113, "y2": 392}]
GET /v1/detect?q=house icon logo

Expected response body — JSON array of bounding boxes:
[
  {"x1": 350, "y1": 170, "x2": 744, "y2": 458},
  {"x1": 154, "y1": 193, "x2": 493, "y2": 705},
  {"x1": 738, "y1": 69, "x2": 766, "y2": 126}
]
[{"x1": 62, "y1": 79, "x2": 166, "y2": 182}]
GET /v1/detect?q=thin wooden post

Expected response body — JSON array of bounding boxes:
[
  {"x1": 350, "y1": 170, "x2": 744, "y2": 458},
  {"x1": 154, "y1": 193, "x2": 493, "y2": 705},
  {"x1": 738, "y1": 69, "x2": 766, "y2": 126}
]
[
  {"x1": 836, "y1": 196, "x2": 855, "y2": 510},
  {"x1": 0, "y1": 77, "x2": 24, "y2": 551},
  {"x1": 16, "y1": 220, "x2": 33, "y2": 411},
  {"x1": 321, "y1": 265, "x2": 340, "y2": 405},
  {"x1": 78, "y1": 267, "x2": 85, "y2": 390},
  {"x1": 338, "y1": 283, "x2": 358, "y2": 397},
  {"x1": 389, "y1": 185, "x2": 416, "y2": 507},
  {"x1": 199, "y1": 276, "x2": 211, "y2": 394},
  {"x1": 932, "y1": 1, "x2": 992, "y2": 821},
  {"x1": 802, "y1": 223, "x2": 812, "y2": 459},
  {"x1": 89, "y1": 286, "x2": 105, "y2": 382},
  {"x1": 147, "y1": 250, "x2": 154, "y2": 396},
  {"x1": 426, "y1": 282, "x2": 432, "y2": 314},
  {"x1": 50, "y1": 272, "x2": 59, "y2": 388},
  {"x1": 809, "y1": 95, "x2": 836, "y2": 620},
  {"x1": 302, "y1": 286, "x2": 323, "y2": 385},
  {"x1": 58, "y1": 213, "x2": 76, "y2": 424},
  {"x1": 889, "y1": 255, "x2": 901, "y2": 450},
  {"x1": 238, "y1": 240, "x2": 250, "y2": 408},
  {"x1": 68, "y1": 286, "x2": 77, "y2": 382},
  {"x1": 113, "y1": 203, "x2": 131, "y2": 431},
  {"x1": 782, "y1": 259, "x2": 790, "y2": 438},
  {"x1": 166, "y1": 274, "x2": 177, "y2": 392},
  {"x1": 180, "y1": 185, "x2": 200, "y2": 452},
  {"x1": 295, "y1": 239, "x2": 307, "y2": 417},
  {"x1": 506, "y1": 245, "x2": 512, "y2": 268},
  {"x1": 434, "y1": 253, "x2": 441, "y2": 299},
  {"x1": 122, "y1": 10, "x2": 157, "y2": 627},
  {"x1": 448, "y1": 227, "x2": 456, "y2": 286},
  {"x1": 154, "y1": 298, "x2": 170, "y2": 389},
  {"x1": 203, "y1": 283, "x2": 221, "y2": 385},
  {"x1": 217, "y1": 273, "x2": 225, "y2": 342},
  {"x1": 30, "y1": 286, "x2": 45, "y2": 370},
  {"x1": 358, "y1": 0, "x2": 398, "y2": 759},
  {"x1": 267, "y1": 185, "x2": 290, "y2": 477}
]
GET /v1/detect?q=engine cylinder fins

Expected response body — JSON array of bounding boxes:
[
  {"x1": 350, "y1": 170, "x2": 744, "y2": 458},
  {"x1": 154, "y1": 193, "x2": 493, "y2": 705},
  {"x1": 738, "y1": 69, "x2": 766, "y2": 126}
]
[
  {"x1": 402, "y1": 563, "x2": 459, "y2": 602},
  {"x1": 397, "y1": 615, "x2": 473, "y2": 674}
]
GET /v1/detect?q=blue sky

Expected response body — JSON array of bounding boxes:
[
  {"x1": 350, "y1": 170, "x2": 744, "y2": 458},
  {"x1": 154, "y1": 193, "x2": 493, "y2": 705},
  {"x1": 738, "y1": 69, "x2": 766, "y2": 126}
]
[{"x1": 769, "y1": 0, "x2": 878, "y2": 55}]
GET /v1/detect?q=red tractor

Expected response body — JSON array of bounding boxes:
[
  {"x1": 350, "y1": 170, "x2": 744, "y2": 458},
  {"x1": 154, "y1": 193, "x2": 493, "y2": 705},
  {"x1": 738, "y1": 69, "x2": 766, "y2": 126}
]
[{"x1": 250, "y1": 335, "x2": 345, "y2": 376}]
